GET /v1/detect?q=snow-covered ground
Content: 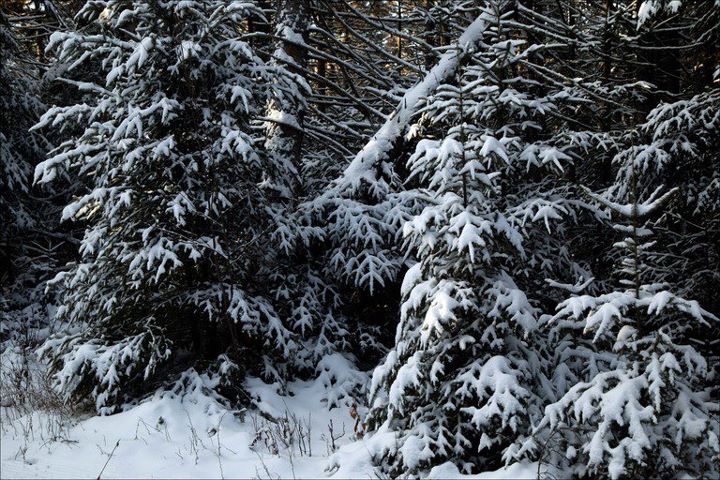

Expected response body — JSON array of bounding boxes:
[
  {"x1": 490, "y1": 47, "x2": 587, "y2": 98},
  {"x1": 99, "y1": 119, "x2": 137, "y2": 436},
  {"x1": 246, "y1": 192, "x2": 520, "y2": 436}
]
[
  {"x1": 2, "y1": 376, "x2": 358, "y2": 479},
  {"x1": 1, "y1": 354, "x2": 539, "y2": 479},
  {"x1": 1, "y1": 386, "x2": 540, "y2": 479}
]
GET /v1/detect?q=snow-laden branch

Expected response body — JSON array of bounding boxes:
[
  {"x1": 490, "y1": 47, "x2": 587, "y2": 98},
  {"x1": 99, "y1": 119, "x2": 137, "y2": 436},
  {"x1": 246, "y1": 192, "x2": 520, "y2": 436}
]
[
  {"x1": 335, "y1": 11, "x2": 493, "y2": 192},
  {"x1": 582, "y1": 185, "x2": 679, "y2": 220}
]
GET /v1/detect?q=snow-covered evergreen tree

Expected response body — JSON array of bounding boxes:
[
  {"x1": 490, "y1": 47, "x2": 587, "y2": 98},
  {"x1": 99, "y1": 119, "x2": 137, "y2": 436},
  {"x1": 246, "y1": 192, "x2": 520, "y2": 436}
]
[
  {"x1": 521, "y1": 180, "x2": 719, "y2": 478},
  {"x1": 1, "y1": 12, "x2": 32, "y2": 227},
  {"x1": 2, "y1": 0, "x2": 718, "y2": 474},
  {"x1": 512, "y1": 3, "x2": 720, "y2": 474},
  {"x1": 364, "y1": 2, "x2": 612, "y2": 474},
  {"x1": 33, "y1": 0, "x2": 301, "y2": 413},
  {"x1": 0, "y1": 9, "x2": 55, "y2": 345},
  {"x1": 628, "y1": 0, "x2": 720, "y2": 327},
  {"x1": 254, "y1": 1, "x2": 373, "y2": 403},
  {"x1": 290, "y1": 4, "x2": 496, "y2": 382},
  {"x1": 1, "y1": 9, "x2": 44, "y2": 273}
]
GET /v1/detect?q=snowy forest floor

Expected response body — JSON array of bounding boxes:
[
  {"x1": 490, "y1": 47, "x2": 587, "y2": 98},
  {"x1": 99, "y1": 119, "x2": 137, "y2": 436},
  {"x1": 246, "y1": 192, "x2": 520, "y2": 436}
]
[{"x1": 0, "y1": 352, "x2": 539, "y2": 479}]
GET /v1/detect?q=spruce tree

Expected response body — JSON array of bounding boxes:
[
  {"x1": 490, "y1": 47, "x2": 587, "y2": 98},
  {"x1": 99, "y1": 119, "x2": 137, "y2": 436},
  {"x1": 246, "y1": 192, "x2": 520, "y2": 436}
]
[
  {"x1": 522, "y1": 181, "x2": 719, "y2": 479},
  {"x1": 511, "y1": 2, "x2": 720, "y2": 477},
  {"x1": 33, "y1": 0, "x2": 299, "y2": 413},
  {"x1": 364, "y1": 1, "x2": 607, "y2": 474}
]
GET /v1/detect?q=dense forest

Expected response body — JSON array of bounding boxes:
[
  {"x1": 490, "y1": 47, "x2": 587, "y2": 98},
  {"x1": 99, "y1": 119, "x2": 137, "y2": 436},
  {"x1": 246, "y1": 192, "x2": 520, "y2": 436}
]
[{"x1": 1, "y1": 0, "x2": 719, "y2": 478}]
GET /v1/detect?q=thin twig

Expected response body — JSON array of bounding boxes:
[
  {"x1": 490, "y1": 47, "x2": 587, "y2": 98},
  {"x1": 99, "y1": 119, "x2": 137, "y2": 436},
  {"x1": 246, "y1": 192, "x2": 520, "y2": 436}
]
[{"x1": 96, "y1": 439, "x2": 120, "y2": 480}]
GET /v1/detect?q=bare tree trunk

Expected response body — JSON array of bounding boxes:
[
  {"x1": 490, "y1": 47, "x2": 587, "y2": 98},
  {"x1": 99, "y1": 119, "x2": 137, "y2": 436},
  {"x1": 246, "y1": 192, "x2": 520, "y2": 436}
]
[
  {"x1": 424, "y1": 0, "x2": 435, "y2": 70},
  {"x1": 396, "y1": 0, "x2": 402, "y2": 59}
]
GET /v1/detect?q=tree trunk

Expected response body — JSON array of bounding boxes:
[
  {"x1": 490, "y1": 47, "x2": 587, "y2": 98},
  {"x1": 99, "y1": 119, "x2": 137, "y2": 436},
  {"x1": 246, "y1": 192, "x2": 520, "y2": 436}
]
[{"x1": 265, "y1": 0, "x2": 310, "y2": 202}]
